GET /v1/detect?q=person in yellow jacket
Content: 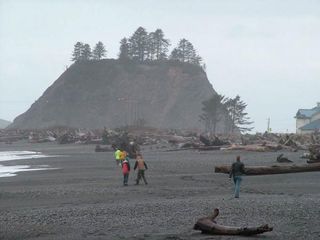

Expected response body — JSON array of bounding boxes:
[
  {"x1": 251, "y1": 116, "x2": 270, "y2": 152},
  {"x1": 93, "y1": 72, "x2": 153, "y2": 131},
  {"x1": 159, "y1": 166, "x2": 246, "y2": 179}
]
[
  {"x1": 119, "y1": 150, "x2": 127, "y2": 163},
  {"x1": 113, "y1": 145, "x2": 122, "y2": 166}
]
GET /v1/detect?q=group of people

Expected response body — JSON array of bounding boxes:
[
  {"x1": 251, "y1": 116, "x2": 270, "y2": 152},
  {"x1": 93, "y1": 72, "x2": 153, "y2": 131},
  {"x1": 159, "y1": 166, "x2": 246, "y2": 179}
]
[
  {"x1": 113, "y1": 146, "x2": 148, "y2": 186},
  {"x1": 113, "y1": 144, "x2": 245, "y2": 197}
]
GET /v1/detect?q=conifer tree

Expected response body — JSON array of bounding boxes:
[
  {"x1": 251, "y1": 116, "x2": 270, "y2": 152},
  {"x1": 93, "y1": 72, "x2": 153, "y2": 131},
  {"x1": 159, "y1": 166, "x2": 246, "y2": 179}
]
[
  {"x1": 119, "y1": 38, "x2": 130, "y2": 60},
  {"x1": 71, "y1": 42, "x2": 84, "y2": 62},
  {"x1": 199, "y1": 94, "x2": 225, "y2": 135},
  {"x1": 153, "y1": 29, "x2": 170, "y2": 60},
  {"x1": 170, "y1": 48, "x2": 183, "y2": 62},
  {"x1": 81, "y1": 43, "x2": 92, "y2": 60},
  {"x1": 224, "y1": 95, "x2": 253, "y2": 133},
  {"x1": 92, "y1": 41, "x2": 106, "y2": 60},
  {"x1": 146, "y1": 32, "x2": 156, "y2": 60},
  {"x1": 170, "y1": 38, "x2": 202, "y2": 65},
  {"x1": 128, "y1": 27, "x2": 148, "y2": 62}
]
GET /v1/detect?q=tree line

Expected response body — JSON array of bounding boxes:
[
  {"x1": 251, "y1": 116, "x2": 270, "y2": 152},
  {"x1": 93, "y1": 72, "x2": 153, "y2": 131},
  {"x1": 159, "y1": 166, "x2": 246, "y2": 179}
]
[
  {"x1": 71, "y1": 26, "x2": 202, "y2": 66},
  {"x1": 200, "y1": 94, "x2": 253, "y2": 134},
  {"x1": 71, "y1": 27, "x2": 252, "y2": 133}
]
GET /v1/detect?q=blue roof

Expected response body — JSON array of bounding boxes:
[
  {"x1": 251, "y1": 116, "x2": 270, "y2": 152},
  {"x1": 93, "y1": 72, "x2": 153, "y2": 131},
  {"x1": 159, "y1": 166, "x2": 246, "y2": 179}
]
[
  {"x1": 296, "y1": 107, "x2": 320, "y2": 119},
  {"x1": 300, "y1": 119, "x2": 320, "y2": 130}
]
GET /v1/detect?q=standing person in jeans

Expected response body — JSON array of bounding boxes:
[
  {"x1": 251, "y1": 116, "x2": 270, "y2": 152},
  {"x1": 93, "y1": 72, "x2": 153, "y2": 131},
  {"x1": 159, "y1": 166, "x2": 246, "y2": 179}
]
[
  {"x1": 134, "y1": 153, "x2": 148, "y2": 185},
  {"x1": 229, "y1": 156, "x2": 245, "y2": 198}
]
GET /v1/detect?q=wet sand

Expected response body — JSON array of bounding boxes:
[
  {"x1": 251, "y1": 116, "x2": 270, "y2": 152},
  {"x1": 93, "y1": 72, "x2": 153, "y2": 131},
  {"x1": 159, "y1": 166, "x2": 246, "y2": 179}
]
[{"x1": 0, "y1": 141, "x2": 319, "y2": 240}]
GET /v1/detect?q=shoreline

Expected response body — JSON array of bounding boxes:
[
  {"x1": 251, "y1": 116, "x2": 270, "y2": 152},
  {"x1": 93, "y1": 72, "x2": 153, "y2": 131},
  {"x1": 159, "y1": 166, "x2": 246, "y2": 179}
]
[{"x1": 0, "y1": 141, "x2": 319, "y2": 239}]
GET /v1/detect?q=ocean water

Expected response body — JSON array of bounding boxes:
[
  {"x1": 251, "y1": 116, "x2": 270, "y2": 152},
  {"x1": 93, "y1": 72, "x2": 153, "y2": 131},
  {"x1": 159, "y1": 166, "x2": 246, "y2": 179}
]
[
  {"x1": 0, "y1": 151, "x2": 57, "y2": 178},
  {"x1": 0, "y1": 151, "x2": 50, "y2": 162}
]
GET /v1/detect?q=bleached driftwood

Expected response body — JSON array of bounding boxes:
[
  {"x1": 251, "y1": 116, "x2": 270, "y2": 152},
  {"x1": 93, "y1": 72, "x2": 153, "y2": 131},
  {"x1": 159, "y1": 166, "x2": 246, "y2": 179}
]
[
  {"x1": 221, "y1": 144, "x2": 281, "y2": 152},
  {"x1": 194, "y1": 208, "x2": 273, "y2": 235},
  {"x1": 215, "y1": 163, "x2": 320, "y2": 175}
]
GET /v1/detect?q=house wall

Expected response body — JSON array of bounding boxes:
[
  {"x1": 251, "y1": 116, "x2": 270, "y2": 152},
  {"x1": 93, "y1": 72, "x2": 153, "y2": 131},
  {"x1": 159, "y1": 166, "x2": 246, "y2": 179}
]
[
  {"x1": 300, "y1": 129, "x2": 315, "y2": 134},
  {"x1": 296, "y1": 118, "x2": 310, "y2": 134},
  {"x1": 311, "y1": 112, "x2": 320, "y2": 122}
]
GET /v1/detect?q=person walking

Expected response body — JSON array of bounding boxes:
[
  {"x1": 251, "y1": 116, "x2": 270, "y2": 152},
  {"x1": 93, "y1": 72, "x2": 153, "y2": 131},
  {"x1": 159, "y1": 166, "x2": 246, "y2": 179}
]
[
  {"x1": 121, "y1": 158, "x2": 131, "y2": 186},
  {"x1": 229, "y1": 156, "x2": 245, "y2": 198},
  {"x1": 134, "y1": 153, "x2": 148, "y2": 185},
  {"x1": 112, "y1": 145, "x2": 122, "y2": 166}
]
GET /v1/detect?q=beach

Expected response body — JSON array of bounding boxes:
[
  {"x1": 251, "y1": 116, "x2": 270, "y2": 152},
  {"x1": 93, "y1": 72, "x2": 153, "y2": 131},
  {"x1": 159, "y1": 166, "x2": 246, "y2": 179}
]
[{"x1": 0, "y1": 141, "x2": 319, "y2": 240}]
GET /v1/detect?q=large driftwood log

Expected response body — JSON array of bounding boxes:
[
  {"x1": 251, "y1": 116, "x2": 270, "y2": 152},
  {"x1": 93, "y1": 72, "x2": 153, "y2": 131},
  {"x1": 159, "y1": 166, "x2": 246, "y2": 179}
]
[
  {"x1": 221, "y1": 144, "x2": 282, "y2": 152},
  {"x1": 194, "y1": 208, "x2": 273, "y2": 235},
  {"x1": 95, "y1": 145, "x2": 113, "y2": 152},
  {"x1": 215, "y1": 163, "x2": 320, "y2": 175},
  {"x1": 197, "y1": 146, "x2": 222, "y2": 151}
]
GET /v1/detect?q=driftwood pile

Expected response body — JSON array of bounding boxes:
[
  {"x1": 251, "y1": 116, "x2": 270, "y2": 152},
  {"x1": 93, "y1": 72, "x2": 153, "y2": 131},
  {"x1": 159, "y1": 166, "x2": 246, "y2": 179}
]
[
  {"x1": 0, "y1": 129, "x2": 29, "y2": 143},
  {"x1": 194, "y1": 208, "x2": 273, "y2": 236},
  {"x1": 306, "y1": 144, "x2": 320, "y2": 163},
  {"x1": 1, "y1": 126, "x2": 320, "y2": 158}
]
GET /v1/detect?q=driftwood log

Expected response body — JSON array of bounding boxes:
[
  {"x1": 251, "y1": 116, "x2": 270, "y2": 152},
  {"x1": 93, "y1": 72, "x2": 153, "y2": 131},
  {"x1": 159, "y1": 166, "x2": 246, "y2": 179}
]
[
  {"x1": 221, "y1": 144, "x2": 281, "y2": 152},
  {"x1": 197, "y1": 145, "x2": 222, "y2": 151},
  {"x1": 194, "y1": 208, "x2": 273, "y2": 236},
  {"x1": 215, "y1": 163, "x2": 320, "y2": 175},
  {"x1": 95, "y1": 145, "x2": 113, "y2": 152},
  {"x1": 276, "y1": 153, "x2": 293, "y2": 163}
]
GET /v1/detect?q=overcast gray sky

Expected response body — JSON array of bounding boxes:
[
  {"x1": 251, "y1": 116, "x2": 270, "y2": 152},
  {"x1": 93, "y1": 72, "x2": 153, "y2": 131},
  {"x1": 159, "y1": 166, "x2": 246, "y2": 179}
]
[{"x1": 0, "y1": 0, "x2": 319, "y2": 132}]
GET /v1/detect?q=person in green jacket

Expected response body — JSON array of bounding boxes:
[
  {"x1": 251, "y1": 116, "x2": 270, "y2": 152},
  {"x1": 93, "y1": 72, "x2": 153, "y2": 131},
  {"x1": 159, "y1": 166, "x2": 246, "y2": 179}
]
[{"x1": 112, "y1": 145, "x2": 122, "y2": 166}]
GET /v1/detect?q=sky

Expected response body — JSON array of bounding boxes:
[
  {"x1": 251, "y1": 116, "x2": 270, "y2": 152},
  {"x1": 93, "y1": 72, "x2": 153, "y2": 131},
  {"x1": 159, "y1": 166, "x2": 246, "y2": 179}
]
[{"x1": 0, "y1": 0, "x2": 319, "y2": 133}]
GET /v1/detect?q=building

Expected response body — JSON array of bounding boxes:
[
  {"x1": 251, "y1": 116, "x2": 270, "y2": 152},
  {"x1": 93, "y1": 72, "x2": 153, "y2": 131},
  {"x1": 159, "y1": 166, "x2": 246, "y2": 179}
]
[{"x1": 295, "y1": 103, "x2": 320, "y2": 134}]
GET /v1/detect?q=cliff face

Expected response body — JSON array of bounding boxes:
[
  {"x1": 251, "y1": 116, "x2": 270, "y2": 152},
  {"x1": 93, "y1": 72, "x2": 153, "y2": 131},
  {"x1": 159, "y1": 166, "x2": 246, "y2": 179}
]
[{"x1": 10, "y1": 59, "x2": 222, "y2": 130}]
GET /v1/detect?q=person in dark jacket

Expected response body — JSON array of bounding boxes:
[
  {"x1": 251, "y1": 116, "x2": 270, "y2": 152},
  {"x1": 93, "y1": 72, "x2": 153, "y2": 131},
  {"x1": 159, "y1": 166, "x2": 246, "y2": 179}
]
[
  {"x1": 134, "y1": 153, "x2": 148, "y2": 185},
  {"x1": 121, "y1": 158, "x2": 130, "y2": 186},
  {"x1": 229, "y1": 156, "x2": 245, "y2": 198}
]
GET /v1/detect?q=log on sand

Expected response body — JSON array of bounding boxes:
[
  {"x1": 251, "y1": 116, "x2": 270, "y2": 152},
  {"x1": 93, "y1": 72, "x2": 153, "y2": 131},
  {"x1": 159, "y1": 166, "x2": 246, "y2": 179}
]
[
  {"x1": 215, "y1": 163, "x2": 320, "y2": 175},
  {"x1": 194, "y1": 208, "x2": 273, "y2": 236},
  {"x1": 197, "y1": 145, "x2": 222, "y2": 151}
]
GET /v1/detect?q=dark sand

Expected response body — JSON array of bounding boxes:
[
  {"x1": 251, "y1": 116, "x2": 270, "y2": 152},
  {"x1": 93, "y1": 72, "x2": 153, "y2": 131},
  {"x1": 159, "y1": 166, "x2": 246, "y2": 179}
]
[{"x1": 0, "y1": 141, "x2": 319, "y2": 240}]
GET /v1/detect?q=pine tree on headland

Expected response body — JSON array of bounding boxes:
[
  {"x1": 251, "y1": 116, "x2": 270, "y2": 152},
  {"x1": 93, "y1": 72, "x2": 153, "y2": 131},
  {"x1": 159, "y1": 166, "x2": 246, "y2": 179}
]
[
  {"x1": 92, "y1": 41, "x2": 106, "y2": 60},
  {"x1": 170, "y1": 38, "x2": 202, "y2": 65},
  {"x1": 199, "y1": 94, "x2": 225, "y2": 135},
  {"x1": 146, "y1": 31, "x2": 156, "y2": 60},
  {"x1": 170, "y1": 48, "x2": 183, "y2": 62},
  {"x1": 71, "y1": 42, "x2": 84, "y2": 62},
  {"x1": 153, "y1": 29, "x2": 170, "y2": 60},
  {"x1": 119, "y1": 37, "x2": 130, "y2": 60},
  {"x1": 81, "y1": 44, "x2": 92, "y2": 61},
  {"x1": 224, "y1": 95, "x2": 253, "y2": 133},
  {"x1": 128, "y1": 27, "x2": 148, "y2": 62}
]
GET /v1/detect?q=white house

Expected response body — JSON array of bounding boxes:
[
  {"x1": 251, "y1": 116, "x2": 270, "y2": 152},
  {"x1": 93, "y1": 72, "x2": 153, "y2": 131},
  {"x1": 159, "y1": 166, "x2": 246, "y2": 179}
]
[{"x1": 295, "y1": 103, "x2": 320, "y2": 134}]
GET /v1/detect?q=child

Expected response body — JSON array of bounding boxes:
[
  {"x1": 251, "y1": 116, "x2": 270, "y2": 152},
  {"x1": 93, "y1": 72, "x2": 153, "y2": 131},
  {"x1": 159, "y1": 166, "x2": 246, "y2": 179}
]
[
  {"x1": 121, "y1": 158, "x2": 130, "y2": 186},
  {"x1": 134, "y1": 153, "x2": 148, "y2": 185}
]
